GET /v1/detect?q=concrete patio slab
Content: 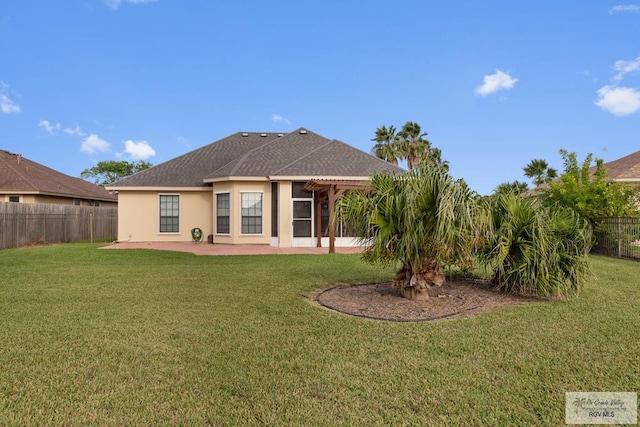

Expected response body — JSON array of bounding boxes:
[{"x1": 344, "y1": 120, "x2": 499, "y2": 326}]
[{"x1": 99, "y1": 241, "x2": 364, "y2": 256}]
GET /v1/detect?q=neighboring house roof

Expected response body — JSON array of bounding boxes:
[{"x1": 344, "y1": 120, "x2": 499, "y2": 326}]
[
  {"x1": 0, "y1": 149, "x2": 118, "y2": 202},
  {"x1": 600, "y1": 150, "x2": 640, "y2": 182},
  {"x1": 109, "y1": 128, "x2": 404, "y2": 188}
]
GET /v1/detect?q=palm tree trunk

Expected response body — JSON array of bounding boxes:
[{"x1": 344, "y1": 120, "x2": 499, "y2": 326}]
[{"x1": 393, "y1": 260, "x2": 445, "y2": 300}]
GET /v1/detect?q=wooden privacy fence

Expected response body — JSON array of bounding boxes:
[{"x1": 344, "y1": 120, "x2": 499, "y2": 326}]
[
  {"x1": 0, "y1": 202, "x2": 117, "y2": 249},
  {"x1": 592, "y1": 217, "x2": 640, "y2": 260}
]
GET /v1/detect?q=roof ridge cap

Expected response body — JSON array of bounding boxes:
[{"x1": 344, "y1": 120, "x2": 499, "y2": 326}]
[
  {"x1": 206, "y1": 132, "x2": 283, "y2": 177},
  {"x1": 271, "y1": 138, "x2": 334, "y2": 175}
]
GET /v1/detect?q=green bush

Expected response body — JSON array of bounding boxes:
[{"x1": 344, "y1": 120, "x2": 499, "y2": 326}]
[{"x1": 478, "y1": 193, "x2": 592, "y2": 296}]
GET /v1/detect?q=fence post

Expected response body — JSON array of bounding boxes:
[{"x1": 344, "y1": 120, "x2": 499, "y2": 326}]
[
  {"x1": 617, "y1": 217, "x2": 622, "y2": 258},
  {"x1": 90, "y1": 210, "x2": 94, "y2": 243}
]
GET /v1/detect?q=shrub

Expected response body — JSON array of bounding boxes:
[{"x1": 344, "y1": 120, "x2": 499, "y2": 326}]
[{"x1": 478, "y1": 193, "x2": 592, "y2": 297}]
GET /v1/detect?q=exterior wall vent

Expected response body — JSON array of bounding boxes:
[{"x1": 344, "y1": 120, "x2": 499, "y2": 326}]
[
  {"x1": 299, "y1": 129, "x2": 307, "y2": 135},
  {"x1": 241, "y1": 133, "x2": 249, "y2": 137}
]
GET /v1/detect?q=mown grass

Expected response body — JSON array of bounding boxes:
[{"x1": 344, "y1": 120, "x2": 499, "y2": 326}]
[{"x1": 0, "y1": 244, "x2": 638, "y2": 426}]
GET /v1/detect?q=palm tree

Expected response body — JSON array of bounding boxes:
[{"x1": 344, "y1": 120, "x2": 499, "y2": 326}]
[
  {"x1": 493, "y1": 180, "x2": 529, "y2": 195},
  {"x1": 523, "y1": 158, "x2": 557, "y2": 186},
  {"x1": 338, "y1": 165, "x2": 476, "y2": 300},
  {"x1": 397, "y1": 121, "x2": 430, "y2": 170},
  {"x1": 477, "y1": 192, "x2": 592, "y2": 296},
  {"x1": 371, "y1": 125, "x2": 400, "y2": 166}
]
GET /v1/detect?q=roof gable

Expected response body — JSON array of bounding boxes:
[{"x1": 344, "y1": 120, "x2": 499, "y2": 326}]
[{"x1": 0, "y1": 150, "x2": 118, "y2": 201}]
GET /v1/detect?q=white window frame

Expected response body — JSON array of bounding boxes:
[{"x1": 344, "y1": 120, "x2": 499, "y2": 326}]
[
  {"x1": 159, "y1": 194, "x2": 180, "y2": 234},
  {"x1": 240, "y1": 191, "x2": 263, "y2": 235},
  {"x1": 215, "y1": 192, "x2": 231, "y2": 235}
]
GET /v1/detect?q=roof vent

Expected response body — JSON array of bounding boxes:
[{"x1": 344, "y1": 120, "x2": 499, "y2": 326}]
[
  {"x1": 260, "y1": 133, "x2": 267, "y2": 137},
  {"x1": 241, "y1": 133, "x2": 249, "y2": 137},
  {"x1": 277, "y1": 133, "x2": 284, "y2": 137},
  {"x1": 299, "y1": 129, "x2": 307, "y2": 135}
]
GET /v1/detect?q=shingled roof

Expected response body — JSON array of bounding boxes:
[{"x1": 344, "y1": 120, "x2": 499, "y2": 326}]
[
  {"x1": 0, "y1": 150, "x2": 118, "y2": 202},
  {"x1": 109, "y1": 128, "x2": 404, "y2": 188},
  {"x1": 601, "y1": 150, "x2": 640, "y2": 182}
]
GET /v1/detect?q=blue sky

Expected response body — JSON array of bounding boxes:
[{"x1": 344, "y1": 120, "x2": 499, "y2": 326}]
[{"x1": 1, "y1": 1, "x2": 639, "y2": 195}]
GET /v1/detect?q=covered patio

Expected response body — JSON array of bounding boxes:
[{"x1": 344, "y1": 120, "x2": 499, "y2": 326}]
[{"x1": 304, "y1": 179, "x2": 370, "y2": 253}]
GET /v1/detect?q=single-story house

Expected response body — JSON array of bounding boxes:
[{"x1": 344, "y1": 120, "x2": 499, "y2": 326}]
[
  {"x1": 0, "y1": 149, "x2": 118, "y2": 207},
  {"x1": 106, "y1": 128, "x2": 403, "y2": 250}
]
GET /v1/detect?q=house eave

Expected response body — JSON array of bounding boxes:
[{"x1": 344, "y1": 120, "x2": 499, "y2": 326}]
[
  {"x1": 267, "y1": 175, "x2": 372, "y2": 182},
  {"x1": 104, "y1": 186, "x2": 210, "y2": 192},
  {"x1": 612, "y1": 178, "x2": 640, "y2": 183},
  {"x1": 2, "y1": 189, "x2": 117, "y2": 202}
]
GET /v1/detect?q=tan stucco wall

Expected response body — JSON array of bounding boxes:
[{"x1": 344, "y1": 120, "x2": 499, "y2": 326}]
[
  {"x1": 117, "y1": 190, "x2": 212, "y2": 242},
  {"x1": 116, "y1": 180, "x2": 309, "y2": 246},
  {"x1": 213, "y1": 181, "x2": 272, "y2": 245}
]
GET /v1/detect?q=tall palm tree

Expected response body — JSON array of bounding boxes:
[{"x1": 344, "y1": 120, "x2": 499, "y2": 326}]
[
  {"x1": 338, "y1": 165, "x2": 476, "y2": 300},
  {"x1": 523, "y1": 158, "x2": 557, "y2": 186},
  {"x1": 371, "y1": 125, "x2": 400, "y2": 166},
  {"x1": 397, "y1": 121, "x2": 431, "y2": 170}
]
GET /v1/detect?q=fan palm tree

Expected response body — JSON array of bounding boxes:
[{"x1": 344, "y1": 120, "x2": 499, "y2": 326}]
[
  {"x1": 477, "y1": 192, "x2": 592, "y2": 296},
  {"x1": 338, "y1": 165, "x2": 476, "y2": 300},
  {"x1": 371, "y1": 125, "x2": 400, "y2": 166},
  {"x1": 523, "y1": 158, "x2": 557, "y2": 186},
  {"x1": 397, "y1": 121, "x2": 431, "y2": 170},
  {"x1": 493, "y1": 180, "x2": 529, "y2": 195}
]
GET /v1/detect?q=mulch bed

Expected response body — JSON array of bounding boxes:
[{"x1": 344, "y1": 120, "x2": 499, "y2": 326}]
[{"x1": 312, "y1": 279, "x2": 543, "y2": 322}]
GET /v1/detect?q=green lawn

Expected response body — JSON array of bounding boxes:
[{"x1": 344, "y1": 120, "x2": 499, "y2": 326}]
[{"x1": 0, "y1": 244, "x2": 638, "y2": 426}]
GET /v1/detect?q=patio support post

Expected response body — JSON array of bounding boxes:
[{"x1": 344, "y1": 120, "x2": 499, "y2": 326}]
[
  {"x1": 315, "y1": 193, "x2": 325, "y2": 247},
  {"x1": 328, "y1": 185, "x2": 336, "y2": 253}
]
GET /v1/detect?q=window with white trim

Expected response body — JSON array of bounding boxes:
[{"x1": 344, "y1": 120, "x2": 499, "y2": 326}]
[
  {"x1": 241, "y1": 192, "x2": 262, "y2": 234},
  {"x1": 216, "y1": 193, "x2": 230, "y2": 234},
  {"x1": 159, "y1": 195, "x2": 179, "y2": 233}
]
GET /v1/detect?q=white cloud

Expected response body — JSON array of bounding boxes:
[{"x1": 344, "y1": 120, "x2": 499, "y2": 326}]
[
  {"x1": 272, "y1": 114, "x2": 292, "y2": 125},
  {"x1": 64, "y1": 125, "x2": 85, "y2": 136},
  {"x1": 613, "y1": 56, "x2": 640, "y2": 82},
  {"x1": 81, "y1": 133, "x2": 111, "y2": 154},
  {"x1": 124, "y1": 139, "x2": 156, "y2": 160},
  {"x1": 475, "y1": 70, "x2": 518, "y2": 96},
  {"x1": 594, "y1": 85, "x2": 640, "y2": 116},
  {"x1": 38, "y1": 120, "x2": 61, "y2": 134},
  {"x1": 0, "y1": 81, "x2": 20, "y2": 114},
  {"x1": 105, "y1": 0, "x2": 158, "y2": 10},
  {"x1": 608, "y1": 4, "x2": 640, "y2": 14}
]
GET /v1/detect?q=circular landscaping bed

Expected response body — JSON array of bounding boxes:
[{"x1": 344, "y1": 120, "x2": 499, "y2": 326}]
[{"x1": 313, "y1": 279, "x2": 542, "y2": 322}]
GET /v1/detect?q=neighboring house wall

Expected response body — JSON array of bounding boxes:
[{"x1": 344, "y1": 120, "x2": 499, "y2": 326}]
[
  {"x1": 2, "y1": 193, "x2": 116, "y2": 207},
  {"x1": 116, "y1": 190, "x2": 212, "y2": 242}
]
